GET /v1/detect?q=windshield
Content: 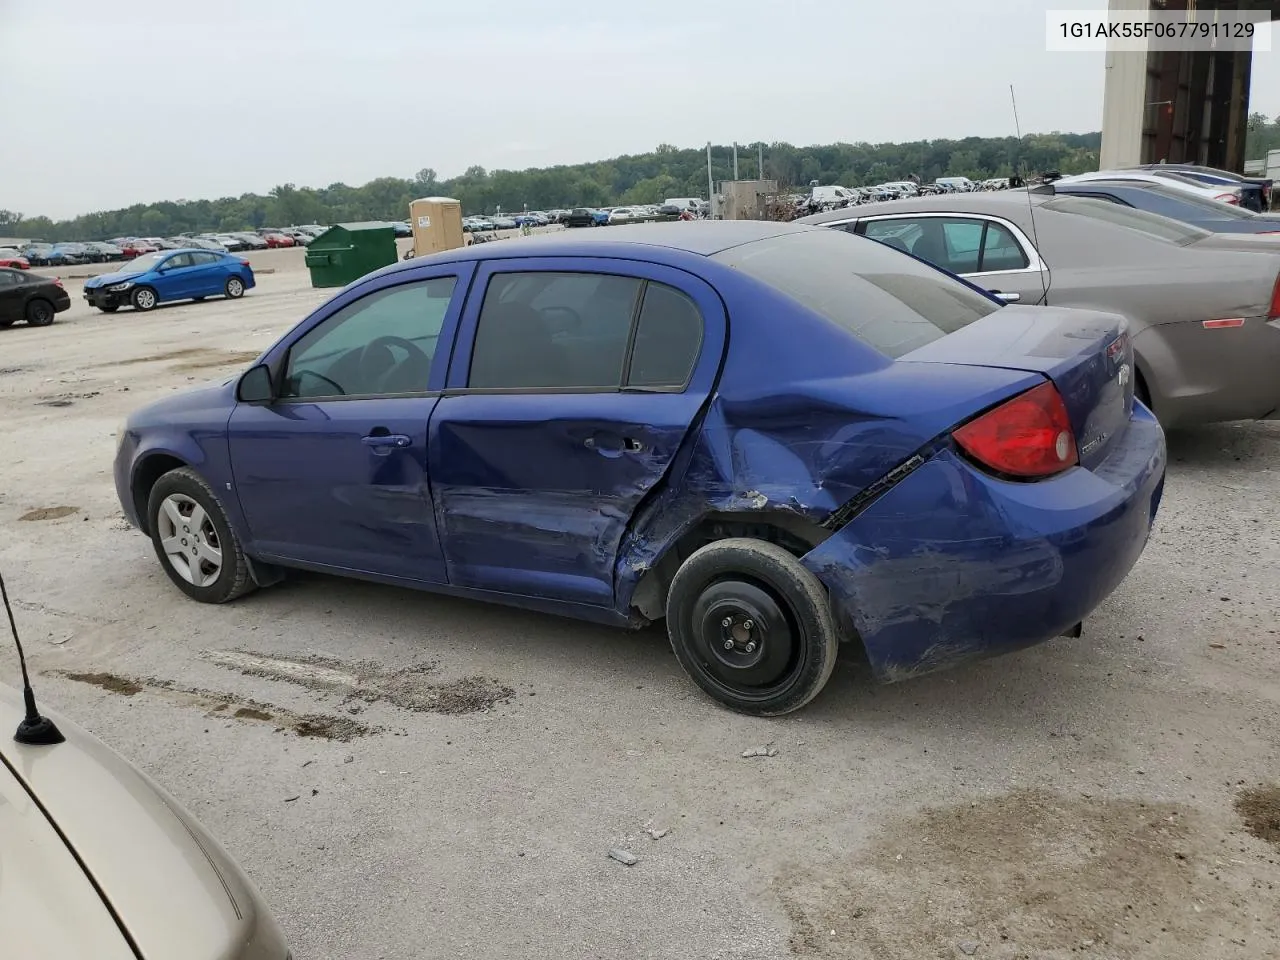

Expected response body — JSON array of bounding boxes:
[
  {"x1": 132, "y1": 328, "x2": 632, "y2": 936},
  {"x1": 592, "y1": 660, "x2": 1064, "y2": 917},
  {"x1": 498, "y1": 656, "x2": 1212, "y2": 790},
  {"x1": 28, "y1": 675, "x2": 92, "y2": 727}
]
[
  {"x1": 1041, "y1": 196, "x2": 1210, "y2": 246},
  {"x1": 125, "y1": 252, "x2": 168, "y2": 272},
  {"x1": 711, "y1": 229, "x2": 999, "y2": 359}
]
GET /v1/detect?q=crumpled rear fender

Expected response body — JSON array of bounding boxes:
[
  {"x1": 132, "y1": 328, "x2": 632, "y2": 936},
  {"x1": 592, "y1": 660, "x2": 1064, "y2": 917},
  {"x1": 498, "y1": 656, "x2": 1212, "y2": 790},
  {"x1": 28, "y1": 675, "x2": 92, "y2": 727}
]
[{"x1": 799, "y1": 419, "x2": 1165, "y2": 682}]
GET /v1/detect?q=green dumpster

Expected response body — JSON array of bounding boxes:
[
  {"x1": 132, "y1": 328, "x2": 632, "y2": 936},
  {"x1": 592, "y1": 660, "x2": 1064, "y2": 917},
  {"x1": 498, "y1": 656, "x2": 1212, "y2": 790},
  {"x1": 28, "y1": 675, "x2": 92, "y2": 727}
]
[{"x1": 304, "y1": 221, "x2": 398, "y2": 288}]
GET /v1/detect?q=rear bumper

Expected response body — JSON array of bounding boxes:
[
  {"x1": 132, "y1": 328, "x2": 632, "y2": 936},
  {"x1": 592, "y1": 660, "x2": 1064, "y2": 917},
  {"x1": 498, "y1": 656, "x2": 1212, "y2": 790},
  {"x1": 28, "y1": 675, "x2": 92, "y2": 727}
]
[
  {"x1": 800, "y1": 403, "x2": 1166, "y2": 682},
  {"x1": 1135, "y1": 317, "x2": 1280, "y2": 427}
]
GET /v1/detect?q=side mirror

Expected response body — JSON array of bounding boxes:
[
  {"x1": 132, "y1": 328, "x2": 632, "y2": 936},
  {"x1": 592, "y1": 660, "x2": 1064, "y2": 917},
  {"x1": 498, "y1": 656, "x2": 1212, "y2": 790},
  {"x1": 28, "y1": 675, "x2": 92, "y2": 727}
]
[{"x1": 237, "y1": 364, "x2": 274, "y2": 403}]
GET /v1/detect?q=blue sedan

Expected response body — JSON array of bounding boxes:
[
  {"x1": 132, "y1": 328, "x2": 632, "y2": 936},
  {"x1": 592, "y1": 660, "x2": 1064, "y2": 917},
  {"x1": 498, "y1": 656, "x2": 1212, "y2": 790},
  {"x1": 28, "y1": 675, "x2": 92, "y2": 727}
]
[
  {"x1": 84, "y1": 249, "x2": 255, "y2": 313},
  {"x1": 113, "y1": 222, "x2": 1165, "y2": 715}
]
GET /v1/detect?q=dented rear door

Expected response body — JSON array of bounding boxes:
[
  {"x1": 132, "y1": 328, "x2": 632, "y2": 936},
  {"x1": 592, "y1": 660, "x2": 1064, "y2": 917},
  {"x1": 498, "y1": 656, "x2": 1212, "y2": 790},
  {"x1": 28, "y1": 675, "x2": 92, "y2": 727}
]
[{"x1": 429, "y1": 257, "x2": 726, "y2": 607}]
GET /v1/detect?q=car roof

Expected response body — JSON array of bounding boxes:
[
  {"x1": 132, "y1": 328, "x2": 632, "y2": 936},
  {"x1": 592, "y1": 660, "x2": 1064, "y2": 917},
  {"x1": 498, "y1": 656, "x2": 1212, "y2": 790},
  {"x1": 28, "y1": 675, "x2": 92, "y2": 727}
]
[
  {"x1": 383, "y1": 221, "x2": 822, "y2": 274},
  {"x1": 797, "y1": 191, "x2": 1048, "y2": 224}
]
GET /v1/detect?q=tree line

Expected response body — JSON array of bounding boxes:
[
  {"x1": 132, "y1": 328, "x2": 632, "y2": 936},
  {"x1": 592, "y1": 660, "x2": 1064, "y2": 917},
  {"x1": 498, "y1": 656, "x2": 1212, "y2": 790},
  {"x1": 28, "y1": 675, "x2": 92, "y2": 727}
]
[{"x1": 0, "y1": 119, "x2": 1274, "y2": 242}]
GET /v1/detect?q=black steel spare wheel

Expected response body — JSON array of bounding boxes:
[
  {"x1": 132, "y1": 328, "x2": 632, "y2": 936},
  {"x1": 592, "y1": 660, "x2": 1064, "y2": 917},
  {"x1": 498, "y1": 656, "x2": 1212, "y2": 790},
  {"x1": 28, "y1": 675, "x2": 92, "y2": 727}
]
[{"x1": 666, "y1": 538, "x2": 838, "y2": 716}]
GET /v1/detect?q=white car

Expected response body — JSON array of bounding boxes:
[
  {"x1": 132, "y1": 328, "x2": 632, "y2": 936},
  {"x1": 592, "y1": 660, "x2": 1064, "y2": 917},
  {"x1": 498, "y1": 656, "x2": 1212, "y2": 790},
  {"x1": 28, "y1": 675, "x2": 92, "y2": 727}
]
[
  {"x1": 1055, "y1": 169, "x2": 1244, "y2": 206},
  {"x1": 608, "y1": 207, "x2": 638, "y2": 223}
]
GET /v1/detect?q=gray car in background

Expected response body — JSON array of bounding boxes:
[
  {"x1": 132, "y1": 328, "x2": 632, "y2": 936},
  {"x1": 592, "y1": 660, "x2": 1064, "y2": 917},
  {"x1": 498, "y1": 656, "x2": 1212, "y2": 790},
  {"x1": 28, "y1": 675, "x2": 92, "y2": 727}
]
[{"x1": 798, "y1": 193, "x2": 1280, "y2": 428}]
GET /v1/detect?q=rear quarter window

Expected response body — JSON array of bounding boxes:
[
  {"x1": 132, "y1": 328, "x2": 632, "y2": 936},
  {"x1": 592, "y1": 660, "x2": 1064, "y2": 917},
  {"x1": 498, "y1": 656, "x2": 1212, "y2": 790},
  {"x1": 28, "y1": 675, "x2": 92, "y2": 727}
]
[{"x1": 712, "y1": 229, "x2": 999, "y2": 359}]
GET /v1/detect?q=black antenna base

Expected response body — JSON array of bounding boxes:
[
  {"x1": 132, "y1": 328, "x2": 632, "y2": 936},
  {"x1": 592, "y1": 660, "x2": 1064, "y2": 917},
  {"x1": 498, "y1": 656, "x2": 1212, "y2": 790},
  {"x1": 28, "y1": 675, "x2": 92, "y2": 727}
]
[{"x1": 15, "y1": 713, "x2": 65, "y2": 745}]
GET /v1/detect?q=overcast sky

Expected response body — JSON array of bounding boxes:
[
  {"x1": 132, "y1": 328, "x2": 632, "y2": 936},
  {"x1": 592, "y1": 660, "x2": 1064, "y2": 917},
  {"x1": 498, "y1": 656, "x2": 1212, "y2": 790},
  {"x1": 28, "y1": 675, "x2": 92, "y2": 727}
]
[{"x1": 2, "y1": 0, "x2": 1277, "y2": 220}]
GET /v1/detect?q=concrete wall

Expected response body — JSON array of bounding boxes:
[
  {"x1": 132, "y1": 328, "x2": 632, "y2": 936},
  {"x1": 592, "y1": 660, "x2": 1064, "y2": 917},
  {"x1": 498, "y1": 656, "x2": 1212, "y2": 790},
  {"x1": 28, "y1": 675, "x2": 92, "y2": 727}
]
[
  {"x1": 1099, "y1": 0, "x2": 1151, "y2": 169},
  {"x1": 711, "y1": 180, "x2": 780, "y2": 220}
]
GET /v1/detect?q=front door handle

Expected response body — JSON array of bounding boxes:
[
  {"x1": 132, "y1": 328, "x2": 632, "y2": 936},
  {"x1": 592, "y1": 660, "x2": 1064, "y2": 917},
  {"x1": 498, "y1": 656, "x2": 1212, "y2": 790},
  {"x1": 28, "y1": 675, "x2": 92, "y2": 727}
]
[
  {"x1": 990, "y1": 291, "x2": 1020, "y2": 303},
  {"x1": 362, "y1": 433, "x2": 411, "y2": 448}
]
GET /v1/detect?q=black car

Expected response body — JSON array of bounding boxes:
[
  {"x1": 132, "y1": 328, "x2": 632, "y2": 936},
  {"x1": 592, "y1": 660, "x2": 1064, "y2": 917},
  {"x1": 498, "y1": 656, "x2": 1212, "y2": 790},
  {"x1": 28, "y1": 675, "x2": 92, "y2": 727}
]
[
  {"x1": 1044, "y1": 179, "x2": 1280, "y2": 234},
  {"x1": 0, "y1": 268, "x2": 71, "y2": 328},
  {"x1": 561, "y1": 207, "x2": 598, "y2": 228},
  {"x1": 86, "y1": 241, "x2": 126, "y2": 262}
]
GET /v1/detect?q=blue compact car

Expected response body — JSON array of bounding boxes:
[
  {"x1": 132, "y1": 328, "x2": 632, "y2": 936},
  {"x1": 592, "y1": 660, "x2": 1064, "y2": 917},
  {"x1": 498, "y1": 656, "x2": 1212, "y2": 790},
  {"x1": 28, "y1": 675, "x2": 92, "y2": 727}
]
[
  {"x1": 84, "y1": 249, "x2": 255, "y2": 312},
  {"x1": 113, "y1": 222, "x2": 1165, "y2": 715}
]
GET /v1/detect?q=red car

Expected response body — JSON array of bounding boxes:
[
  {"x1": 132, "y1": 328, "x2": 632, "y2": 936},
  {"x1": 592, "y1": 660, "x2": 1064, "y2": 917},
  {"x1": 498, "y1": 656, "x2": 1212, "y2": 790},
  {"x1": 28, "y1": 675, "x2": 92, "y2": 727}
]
[
  {"x1": 120, "y1": 239, "x2": 158, "y2": 258},
  {"x1": 263, "y1": 232, "x2": 295, "y2": 248},
  {"x1": 0, "y1": 250, "x2": 30, "y2": 269}
]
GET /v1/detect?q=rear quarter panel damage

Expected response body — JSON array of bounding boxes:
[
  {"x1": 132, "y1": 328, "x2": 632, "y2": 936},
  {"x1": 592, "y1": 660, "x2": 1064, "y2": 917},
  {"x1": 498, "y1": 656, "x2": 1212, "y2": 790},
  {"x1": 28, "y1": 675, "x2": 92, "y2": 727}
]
[{"x1": 798, "y1": 415, "x2": 1165, "y2": 681}]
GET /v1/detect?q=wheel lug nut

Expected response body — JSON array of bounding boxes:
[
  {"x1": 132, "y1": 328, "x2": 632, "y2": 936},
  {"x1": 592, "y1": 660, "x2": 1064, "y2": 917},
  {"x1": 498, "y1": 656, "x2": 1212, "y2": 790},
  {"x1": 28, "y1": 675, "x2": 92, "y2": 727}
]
[
  {"x1": 745, "y1": 641, "x2": 757, "y2": 653},
  {"x1": 723, "y1": 639, "x2": 734, "y2": 650},
  {"x1": 743, "y1": 619, "x2": 754, "y2": 631},
  {"x1": 721, "y1": 617, "x2": 732, "y2": 627}
]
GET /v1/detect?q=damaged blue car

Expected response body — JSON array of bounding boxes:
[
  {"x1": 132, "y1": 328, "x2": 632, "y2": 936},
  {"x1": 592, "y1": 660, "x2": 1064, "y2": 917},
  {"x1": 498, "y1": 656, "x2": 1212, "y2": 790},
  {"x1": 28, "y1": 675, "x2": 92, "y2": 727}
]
[{"x1": 114, "y1": 222, "x2": 1166, "y2": 715}]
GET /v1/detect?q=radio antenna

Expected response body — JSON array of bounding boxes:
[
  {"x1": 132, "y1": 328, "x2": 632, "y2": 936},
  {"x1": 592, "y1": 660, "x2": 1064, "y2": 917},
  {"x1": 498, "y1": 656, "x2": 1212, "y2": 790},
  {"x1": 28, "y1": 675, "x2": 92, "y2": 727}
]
[{"x1": 1010, "y1": 83, "x2": 1049, "y2": 304}]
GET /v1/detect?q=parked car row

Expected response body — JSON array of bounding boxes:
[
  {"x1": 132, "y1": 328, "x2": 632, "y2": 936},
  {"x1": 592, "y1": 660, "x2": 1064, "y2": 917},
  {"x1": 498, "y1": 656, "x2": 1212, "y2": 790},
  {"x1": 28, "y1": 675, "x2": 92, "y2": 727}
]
[{"x1": 14, "y1": 227, "x2": 330, "y2": 266}]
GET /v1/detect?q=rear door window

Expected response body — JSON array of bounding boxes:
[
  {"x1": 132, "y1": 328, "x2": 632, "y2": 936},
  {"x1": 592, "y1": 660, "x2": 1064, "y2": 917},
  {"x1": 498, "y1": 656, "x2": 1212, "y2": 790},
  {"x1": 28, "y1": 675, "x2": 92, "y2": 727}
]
[
  {"x1": 714, "y1": 229, "x2": 998, "y2": 359},
  {"x1": 468, "y1": 272, "x2": 642, "y2": 389}
]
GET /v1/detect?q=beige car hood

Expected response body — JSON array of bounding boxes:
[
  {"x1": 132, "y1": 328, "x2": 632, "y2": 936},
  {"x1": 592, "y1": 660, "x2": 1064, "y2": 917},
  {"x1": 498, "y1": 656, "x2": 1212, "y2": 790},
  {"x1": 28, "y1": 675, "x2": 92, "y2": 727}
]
[
  {"x1": 0, "y1": 684, "x2": 288, "y2": 960},
  {"x1": 0, "y1": 756, "x2": 135, "y2": 960}
]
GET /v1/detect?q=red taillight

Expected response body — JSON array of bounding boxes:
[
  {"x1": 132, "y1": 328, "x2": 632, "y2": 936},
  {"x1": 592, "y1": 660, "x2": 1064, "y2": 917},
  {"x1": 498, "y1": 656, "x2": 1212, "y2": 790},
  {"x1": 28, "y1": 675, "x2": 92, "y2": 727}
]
[
  {"x1": 239, "y1": 259, "x2": 250, "y2": 266},
  {"x1": 53, "y1": 278, "x2": 63, "y2": 288},
  {"x1": 1215, "y1": 193, "x2": 1240, "y2": 205},
  {"x1": 953, "y1": 381, "x2": 1079, "y2": 479},
  {"x1": 1203, "y1": 317, "x2": 1244, "y2": 329}
]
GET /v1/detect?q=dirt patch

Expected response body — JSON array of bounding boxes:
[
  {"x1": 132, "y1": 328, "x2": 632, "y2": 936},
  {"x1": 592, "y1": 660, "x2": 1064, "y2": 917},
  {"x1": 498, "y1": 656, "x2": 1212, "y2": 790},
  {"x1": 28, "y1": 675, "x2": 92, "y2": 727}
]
[
  {"x1": 171, "y1": 350, "x2": 260, "y2": 372},
  {"x1": 19, "y1": 506, "x2": 79, "y2": 521},
  {"x1": 110, "y1": 347, "x2": 259, "y2": 372},
  {"x1": 425, "y1": 676, "x2": 518, "y2": 715},
  {"x1": 35, "y1": 391, "x2": 99, "y2": 408},
  {"x1": 0, "y1": 366, "x2": 26, "y2": 375},
  {"x1": 774, "y1": 789, "x2": 1280, "y2": 959},
  {"x1": 57, "y1": 671, "x2": 375, "y2": 741},
  {"x1": 62, "y1": 671, "x2": 143, "y2": 696},
  {"x1": 203, "y1": 649, "x2": 515, "y2": 716},
  {"x1": 1236, "y1": 784, "x2": 1280, "y2": 845},
  {"x1": 292, "y1": 715, "x2": 371, "y2": 740}
]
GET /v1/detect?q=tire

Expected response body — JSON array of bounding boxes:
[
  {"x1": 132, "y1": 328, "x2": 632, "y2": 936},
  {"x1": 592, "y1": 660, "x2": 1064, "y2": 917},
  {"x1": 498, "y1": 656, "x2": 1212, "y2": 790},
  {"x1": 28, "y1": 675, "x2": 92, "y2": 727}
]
[
  {"x1": 146, "y1": 467, "x2": 256, "y2": 604},
  {"x1": 224, "y1": 276, "x2": 245, "y2": 299},
  {"x1": 131, "y1": 286, "x2": 158, "y2": 311},
  {"x1": 99, "y1": 305, "x2": 119, "y2": 314},
  {"x1": 25, "y1": 299, "x2": 56, "y2": 327},
  {"x1": 665, "y1": 538, "x2": 838, "y2": 716}
]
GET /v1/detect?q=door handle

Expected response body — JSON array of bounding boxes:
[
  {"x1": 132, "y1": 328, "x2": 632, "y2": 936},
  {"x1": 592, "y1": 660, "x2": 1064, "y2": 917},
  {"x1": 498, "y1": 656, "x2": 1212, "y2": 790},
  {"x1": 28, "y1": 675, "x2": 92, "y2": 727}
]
[
  {"x1": 584, "y1": 433, "x2": 644, "y2": 456},
  {"x1": 362, "y1": 433, "x2": 411, "y2": 448},
  {"x1": 991, "y1": 291, "x2": 1020, "y2": 303}
]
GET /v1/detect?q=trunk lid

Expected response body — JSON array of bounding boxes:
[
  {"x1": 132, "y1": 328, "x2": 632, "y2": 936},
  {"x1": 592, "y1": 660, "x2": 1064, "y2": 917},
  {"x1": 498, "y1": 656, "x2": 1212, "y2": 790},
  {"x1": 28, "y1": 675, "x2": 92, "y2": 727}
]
[{"x1": 901, "y1": 304, "x2": 1133, "y2": 470}]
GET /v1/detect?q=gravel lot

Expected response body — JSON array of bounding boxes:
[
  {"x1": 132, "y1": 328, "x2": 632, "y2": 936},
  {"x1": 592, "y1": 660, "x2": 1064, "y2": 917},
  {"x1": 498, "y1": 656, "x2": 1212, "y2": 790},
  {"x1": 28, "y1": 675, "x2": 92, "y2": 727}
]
[{"x1": 2, "y1": 245, "x2": 1279, "y2": 960}]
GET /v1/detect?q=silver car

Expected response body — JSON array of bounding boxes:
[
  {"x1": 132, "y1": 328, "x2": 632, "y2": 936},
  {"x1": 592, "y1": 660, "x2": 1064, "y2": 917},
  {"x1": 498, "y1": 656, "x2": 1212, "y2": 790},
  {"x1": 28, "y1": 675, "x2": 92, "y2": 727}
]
[
  {"x1": 0, "y1": 683, "x2": 290, "y2": 959},
  {"x1": 799, "y1": 193, "x2": 1280, "y2": 428}
]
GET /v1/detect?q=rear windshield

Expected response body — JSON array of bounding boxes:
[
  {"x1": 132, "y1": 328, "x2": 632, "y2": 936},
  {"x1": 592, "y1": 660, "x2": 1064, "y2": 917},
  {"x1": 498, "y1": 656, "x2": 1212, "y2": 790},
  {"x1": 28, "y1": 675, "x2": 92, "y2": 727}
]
[
  {"x1": 711, "y1": 229, "x2": 1000, "y2": 359},
  {"x1": 1041, "y1": 196, "x2": 1210, "y2": 245},
  {"x1": 1099, "y1": 182, "x2": 1258, "y2": 219}
]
